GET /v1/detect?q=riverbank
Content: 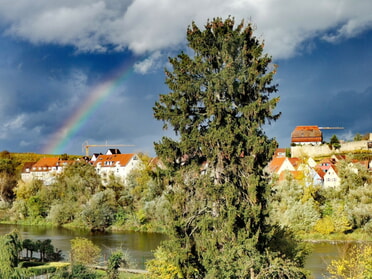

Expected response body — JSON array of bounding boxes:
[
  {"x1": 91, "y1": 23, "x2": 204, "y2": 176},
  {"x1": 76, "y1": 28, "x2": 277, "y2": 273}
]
[
  {"x1": 302, "y1": 231, "x2": 372, "y2": 242},
  {"x1": 2, "y1": 218, "x2": 371, "y2": 243}
]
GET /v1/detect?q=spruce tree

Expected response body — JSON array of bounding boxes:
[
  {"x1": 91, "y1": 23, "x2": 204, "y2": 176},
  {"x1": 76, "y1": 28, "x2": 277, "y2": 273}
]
[{"x1": 153, "y1": 17, "x2": 306, "y2": 278}]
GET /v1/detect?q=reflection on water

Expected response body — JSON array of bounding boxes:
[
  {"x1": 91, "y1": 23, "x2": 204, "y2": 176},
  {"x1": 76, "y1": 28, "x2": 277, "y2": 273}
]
[
  {"x1": 0, "y1": 224, "x2": 166, "y2": 269},
  {"x1": 0, "y1": 224, "x2": 365, "y2": 277},
  {"x1": 305, "y1": 242, "x2": 344, "y2": 279}
]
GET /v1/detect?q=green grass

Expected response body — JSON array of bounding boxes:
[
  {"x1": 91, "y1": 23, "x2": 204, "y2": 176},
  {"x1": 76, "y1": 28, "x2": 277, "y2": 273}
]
[{"x1": 119, "y1": 272, "x2": 146, "y2": 279}]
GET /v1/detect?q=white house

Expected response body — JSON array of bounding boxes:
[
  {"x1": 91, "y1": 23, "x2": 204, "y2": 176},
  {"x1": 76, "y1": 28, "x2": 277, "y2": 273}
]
[
  {"x1": 21, "y1": 157, "x2": 73, "y2": 185},
  {"x1": 93, "y1": 153, "x2": 141, "y2": 184},
  {"x1": 323, "y1": 165, "x2": 340, "y2": 188}
]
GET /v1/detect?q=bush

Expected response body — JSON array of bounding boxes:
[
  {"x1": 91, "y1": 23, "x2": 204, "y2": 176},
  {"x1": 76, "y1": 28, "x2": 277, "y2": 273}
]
[
  {"x1": 70, "y1": 238, "x2": 101, "y2": 266},
  {"x1": 146, "y1": 246, "x2": 180, "y2": 279},
  {"x1": 314, "y1": 216, "x2": 335, "y2": 235}
]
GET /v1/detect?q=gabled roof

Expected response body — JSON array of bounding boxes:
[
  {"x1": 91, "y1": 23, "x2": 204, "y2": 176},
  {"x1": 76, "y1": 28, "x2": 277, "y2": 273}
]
[
  {"x1": 291, "y1": 125, "x2": 322, "y2": 143},
  {"x1": 314, "y1": 167, "x2": 326, "y2": 179},
  {"x1": 331, "y1": 154, "x2": 346, "y2": 162},
  {"x1": 93, "y1": 153, "x2": 136, "y2": 167},
  {"x1": 32, "y1": 157, "x2": 60, "y2": 168},
  {"x1": 351, "y1": 159, "x2": 370, "y2": 169},
  {"x1": 22, "y1": 162, "x2": 37, "y2": 172},
  {"x1": 325, "y1": 164, "x2": 338, "y2": 175},
  {"x1": 267, "y1": 157, "x2": 286, "y2": 173},
  {"x1": 288, "y1": 157, "x2": 300, "y2": 169}
]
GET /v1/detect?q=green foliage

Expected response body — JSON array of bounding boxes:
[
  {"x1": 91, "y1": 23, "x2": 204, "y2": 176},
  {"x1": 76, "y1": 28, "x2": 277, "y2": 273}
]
[
  {"x1": 51, "y1": 264, "x2": 100, "y2": 279},
  {"x1": 270, "y1": 177, "x2": 321, "y2": 234},
  {"x1": 152, "y1": 17, "x2": 306, "y2": 277},
  {"x1": 113, "y1": 158, "x2": 169, "y2": 232},
  {"x1": 270, "y1": 157, "x2": 372, "y2": 238},
  {"x1": 0, "y1": 231, "x2": 23, "y2": 278},
  {"x1": 255, "y1": 253, "x2": 308, "y2": 279},
  {"x1": 22, "y1": 238, "x2": 63, "y2": 262},
  {"x1": 70, "y1": 237, "x2": 101, "y2": 266},
  {"x1": 107, "y1": 250, "x2": 124, "y2": 279},
  {"x1": 353, "y1": 133, "x2": 363, "y2": 141},
  {"x1": 330, "y1": 135, "x2": 341, "y2": 149},
  {"x1": 323, "y1": 161, "x2": 372, "y2": 232},
  {"x1": 53, "y1": 162, "x2": 103, "y2": 200},
  {"x1": 146, "y1": 246, "x2": 181, "y2": 279},
  {"x1": 81, "y1": 189, "x2": 117, "y2": 231},
  {"x1": 48, "y1": 201, "x2": 80, "y2": 225}
]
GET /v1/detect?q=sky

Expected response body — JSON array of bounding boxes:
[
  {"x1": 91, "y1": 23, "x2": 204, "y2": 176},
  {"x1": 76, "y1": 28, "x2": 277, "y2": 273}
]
[{"x1": 0, "y1": 0, "x2": 371, "y2": 156}]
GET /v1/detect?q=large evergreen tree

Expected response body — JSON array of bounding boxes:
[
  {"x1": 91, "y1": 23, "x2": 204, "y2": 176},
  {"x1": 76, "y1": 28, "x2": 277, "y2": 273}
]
[{"x1": 152, "y1": 17, "x2": 306, "y2": 278}]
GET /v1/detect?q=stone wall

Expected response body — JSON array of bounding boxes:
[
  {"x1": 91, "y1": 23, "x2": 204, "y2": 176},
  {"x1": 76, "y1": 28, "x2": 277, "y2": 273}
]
[{"x1": 291, "y1": 140, "x2": 372, "y2": 158}]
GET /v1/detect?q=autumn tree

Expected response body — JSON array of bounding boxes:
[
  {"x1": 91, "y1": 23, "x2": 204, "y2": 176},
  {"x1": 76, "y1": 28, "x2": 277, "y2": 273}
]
[
  {"x1": 70, "y1": 237, "x2": 101, "y2": 266},
  {"x1": 152, "y1": 17, "x2": 306, "y2": 278}
]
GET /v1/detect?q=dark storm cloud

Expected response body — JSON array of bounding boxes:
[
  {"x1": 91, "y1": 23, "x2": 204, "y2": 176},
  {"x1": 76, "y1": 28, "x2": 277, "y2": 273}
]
[{"x1": 0, "y1": 0, "x2": 372, "y2": 154}]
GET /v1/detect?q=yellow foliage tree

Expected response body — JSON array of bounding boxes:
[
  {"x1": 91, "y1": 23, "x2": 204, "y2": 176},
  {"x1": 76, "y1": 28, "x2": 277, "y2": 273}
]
[
  {"x1": 327, "y1": 244, "x2": 372, "y2": 279},
  {"x1": 332, "y1": 205, "x2": 352, "y2": 233},
  {"x1": 314, "y1": 216, "x2": 335, "y2": 235},
  {"x1": 70, "y1": 237, "x2": 101, "y2": 266},
  {"x1": 146, "y1": 246, "x2": 181, "y2": 279}
]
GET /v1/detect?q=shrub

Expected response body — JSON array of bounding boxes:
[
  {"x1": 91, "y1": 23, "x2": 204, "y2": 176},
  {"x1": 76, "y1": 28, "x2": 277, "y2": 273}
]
[
  {"x1": 314, "y1": 216, "x2": 335, "y2": 235},
  {"x1": 146, "y1": 246, "x2": 180, "y2": 279},
  {"x1": 70, "y1": 238, "x2": 101, "y2": 266}
]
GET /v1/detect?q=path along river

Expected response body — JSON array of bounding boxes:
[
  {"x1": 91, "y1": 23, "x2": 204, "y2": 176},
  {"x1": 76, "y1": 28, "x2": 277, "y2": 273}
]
[{"x1": 0, "y1": 224, "x2": 363, "y2": 278}]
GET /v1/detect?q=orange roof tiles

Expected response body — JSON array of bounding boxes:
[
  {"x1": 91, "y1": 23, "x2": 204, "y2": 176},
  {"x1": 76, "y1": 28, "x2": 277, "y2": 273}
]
[
  {"x1": 291, "y1": 125, "x2": 322, "y2": 143},
  {"x1": 267, "y1": 157, "x2": 286, "y2": 173},
  {"x1": 93, "y1": 153, "x2": 135, "y2": 167},
  {"x1": 32, "y1": 157, "x2": 60, "y2": 168},
  {"x1": 288, "y1": 157, "x2": 300, "y2": 168}
]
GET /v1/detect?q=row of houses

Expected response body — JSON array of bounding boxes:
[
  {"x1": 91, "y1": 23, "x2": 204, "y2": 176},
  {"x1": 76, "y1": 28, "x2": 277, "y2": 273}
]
[
  {"x1": 21, "y1": 149, "x2": 141, "y2": 185},
  {"x1": 267, "y1": 149, "x2": 372, "y2": 188}
]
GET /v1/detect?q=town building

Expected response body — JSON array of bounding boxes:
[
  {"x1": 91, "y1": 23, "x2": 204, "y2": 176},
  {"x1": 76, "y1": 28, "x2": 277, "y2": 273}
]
[
  {"x1": 291, "y1": 125, "x2": 322, "y2": 145},
  {"x1": 21, "y1": 157, "x2": 74, "y2": 185},
  {"x1": 92, "y1": 152, "x2": 141, "y2": 184},
  {"x1": 21, "y1": 149, "x2": 141, "y2": 185}
]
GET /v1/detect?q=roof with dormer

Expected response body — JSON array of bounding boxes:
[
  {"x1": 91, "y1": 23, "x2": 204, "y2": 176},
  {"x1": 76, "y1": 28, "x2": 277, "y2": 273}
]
[
  {"x1": 32, "y1": 157, "x2": 60, "y2": 169},
  {"x1": 93, "y1": 153, "x2": 136, "y2": 167}
]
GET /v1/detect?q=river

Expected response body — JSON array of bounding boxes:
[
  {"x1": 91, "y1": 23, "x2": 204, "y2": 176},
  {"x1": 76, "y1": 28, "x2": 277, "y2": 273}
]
[{"x1": 0, "y1": 224, "x2": 359, "y2": 278}]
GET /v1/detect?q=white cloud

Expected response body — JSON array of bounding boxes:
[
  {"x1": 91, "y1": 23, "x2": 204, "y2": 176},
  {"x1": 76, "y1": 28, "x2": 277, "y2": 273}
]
[
  {"x1": 0, "y1": 0, "x2": 371, "y2": 59},
  {"x1": 134, "y1": 51, "x2": 162, "y2": 74},
  {"x1": 0, "y1": 114, "x2": 26, "y2": 139}
]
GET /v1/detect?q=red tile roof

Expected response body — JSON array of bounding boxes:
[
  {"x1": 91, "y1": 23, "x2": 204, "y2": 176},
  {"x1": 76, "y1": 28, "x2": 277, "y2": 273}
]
[
  {"x1": 291, "y1": 126, "x2": 322, "y2": 143},
  {"x1": 267, "y1": 157, "x2": 286, "y2": 173},
  {"x1": 32, "y1": 157, "x2": 60, "y2": 168},
  {"x1": 93, "y1": 153, "x2": 135, "y2": 167},
  {"x1": 288, "y1": 157, "x2": 300, "y2": 168}
]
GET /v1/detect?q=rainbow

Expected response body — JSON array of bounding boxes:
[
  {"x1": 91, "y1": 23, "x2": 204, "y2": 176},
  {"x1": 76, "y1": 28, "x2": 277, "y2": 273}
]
[{"x1": 42, "y1": 60, "x2": 134, "y2": 154}]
